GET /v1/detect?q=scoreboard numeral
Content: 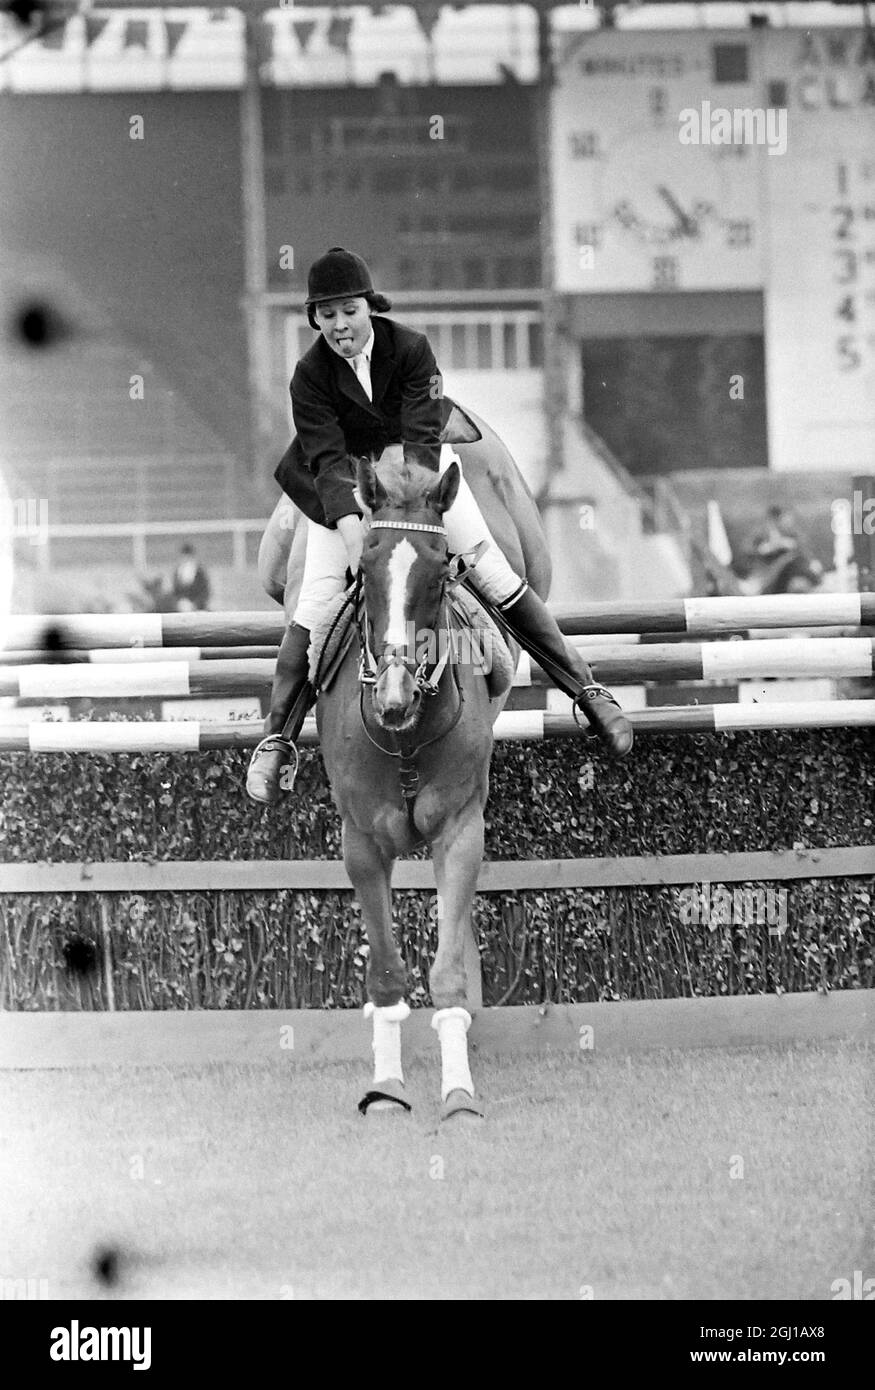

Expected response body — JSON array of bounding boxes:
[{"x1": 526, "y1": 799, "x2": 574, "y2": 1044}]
[
  {"x1": 575, "y1": 223, "x2": 603, "y2": 248},
  {"x1": 836, "y1": 335, "x2": 861, "y2": 371},
  {"x1": 648, "y1": 86, "x2": 667, "y2": 121},
  {"x1": 652, "y1": 256, "x2": 678, "y2": 288},
  {"x1": 831, "y1": 205, "x2": 854, "y2": 239},
  {"x1": 725, "y1": 220, "x2": 753, "y2": 248},
  {"x1": 836, "y1": 295, "x2": 856, "y2": 323},
  {"x1": 569, "y1": 132, "x2": 601, "y2": 159},
  {"x1": 614, "y1": 200, "x2": 638, "y2": 231},
  {"x1": 834, "y1": 249, "x2": 858, "y2": 285}
]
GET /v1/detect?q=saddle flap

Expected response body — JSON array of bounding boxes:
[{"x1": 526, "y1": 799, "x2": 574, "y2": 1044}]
[
  {"x1": 448, "y1": 587, "x2": 515, "y2": 700},
  {"x1": 308, "y1": 587, "x2": 359, "y2": 692}
]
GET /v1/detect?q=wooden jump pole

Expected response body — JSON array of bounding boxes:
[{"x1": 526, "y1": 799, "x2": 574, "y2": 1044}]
[{"x1": 4, "y1": 593, "x2": 874, "y2": 652}]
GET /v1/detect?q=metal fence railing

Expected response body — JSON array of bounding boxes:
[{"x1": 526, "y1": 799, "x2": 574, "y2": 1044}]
[{"x1": 12, "y1": 518, "x2": 266, "y2": 574}]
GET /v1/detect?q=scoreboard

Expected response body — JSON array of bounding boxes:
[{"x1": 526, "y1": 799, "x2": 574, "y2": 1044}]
[
  {"x1": 551, "y1": 25, "x2": 875, "y2": 472},
  {"x1": 763, "y1": 35, "x2": 875, "y2": 474},
  {"x1": 552, "y1": 31, "x2": 764, "y2": 293}
]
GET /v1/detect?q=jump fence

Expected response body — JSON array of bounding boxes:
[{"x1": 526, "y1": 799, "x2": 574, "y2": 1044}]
[
  {"x1": 1, "y1": 595, "x2": 872, "y2": 1013},
  {"x1": 3, "y1": 592, "x2": 875, "y2": 652},
  {"x1": 1, "y1": 595, "x2": 874, "y2": 740}
]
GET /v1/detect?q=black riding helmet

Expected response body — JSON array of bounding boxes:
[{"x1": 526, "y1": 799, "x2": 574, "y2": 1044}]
[{"x1": 304, "y1": 246, "x2": 392, "y2": 329}]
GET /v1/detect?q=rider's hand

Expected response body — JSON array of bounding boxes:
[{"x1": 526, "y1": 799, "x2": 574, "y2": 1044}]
[{"x1": 337, "y1": 513, "x2": 364, "y2": 574}]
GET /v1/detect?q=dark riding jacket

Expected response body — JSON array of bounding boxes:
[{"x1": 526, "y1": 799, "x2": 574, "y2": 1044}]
[{"x1": 275, "y1": 316, "x2": 469, "y2": 529}]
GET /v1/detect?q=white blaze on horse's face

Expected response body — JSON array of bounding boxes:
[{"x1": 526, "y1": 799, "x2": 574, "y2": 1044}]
[
  {"x1": 374, "y1": 536, "x2": 421, "y2": 728},
  {"x1": 385, "y1": 538, "x2": 417, "y2": 650}
]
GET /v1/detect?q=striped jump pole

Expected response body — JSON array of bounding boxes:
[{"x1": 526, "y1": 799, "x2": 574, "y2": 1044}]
[
  {"x1": 0, "y1": 646, "x2": 279, "y2": 666},
  {"x1": 0, "y1": 659, "x2": 277, "y2": 700},
  {"x1": 2, "y1": 638, "x2": 874, "y2": 701},
  {"x1": 3, "y1": 593, "x2": 874, "y2": 653},
  {"x1": 0, "y1": 612, "x2": 287, "y2": 651},
  {"x1": 1, "y1": 702, "x2": 874, "y2": 752},
  {"x1": 514, "y1": 636, "x2": 875, "y2": 687},
  {"x1": 552, "y1": 593, "x2": 875, "y2": 636}
]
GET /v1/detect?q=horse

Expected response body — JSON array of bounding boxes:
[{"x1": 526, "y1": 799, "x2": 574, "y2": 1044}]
[{"x1": 311, "y1": 425, "x2": 550, "y2": 1119}]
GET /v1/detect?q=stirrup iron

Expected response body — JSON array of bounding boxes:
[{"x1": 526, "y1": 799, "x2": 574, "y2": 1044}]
[
  {"x1": 251, "y1": 734, "x2": 300, "y2": 792},
  {"x1": 572, "y1": 683, "x2": 620, "y2": 733}
]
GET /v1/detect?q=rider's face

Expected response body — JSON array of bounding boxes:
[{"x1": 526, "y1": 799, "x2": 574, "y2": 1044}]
[{"x1": 314, "y1": 298, "x2": 373, "y2": 357}]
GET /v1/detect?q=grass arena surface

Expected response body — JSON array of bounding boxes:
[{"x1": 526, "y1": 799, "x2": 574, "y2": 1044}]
[{"x1": 2, "y1": 1042, "x2": 871, "y2": 1300}]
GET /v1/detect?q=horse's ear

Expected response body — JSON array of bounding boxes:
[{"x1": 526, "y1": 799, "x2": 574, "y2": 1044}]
[
  {"x1": 356, "y1": 456, "x2": 388, "y2": 515},
  {"x1": 426, "y1": 461, "x2": 460, "y2": 517}
]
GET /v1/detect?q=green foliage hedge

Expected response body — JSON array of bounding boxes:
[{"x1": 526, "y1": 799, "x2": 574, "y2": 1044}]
[{"x1": 1, "y1": 729, "x2": 872, "y2": 1010}]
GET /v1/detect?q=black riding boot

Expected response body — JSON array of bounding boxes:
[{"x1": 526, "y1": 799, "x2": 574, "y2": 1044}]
[
  {"x1": 246, "y1": 622, "x2": 315, "y2": 805},
  {"x1": 496, "y1": 584, "x2": 633, "y2": 758}
]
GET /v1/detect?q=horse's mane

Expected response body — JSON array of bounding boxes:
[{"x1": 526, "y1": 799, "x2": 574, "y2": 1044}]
[{"x1": 372, "y1": 454, "x2": 439, "y2": 515}]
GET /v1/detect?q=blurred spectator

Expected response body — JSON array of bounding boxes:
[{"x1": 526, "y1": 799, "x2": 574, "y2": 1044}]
[
  {"x1": 740, "y1": 506, "x2": 822, "y2": 594},
  {"x1": 171, "y1": 543, "x2": 211, "y2": 611},
  {"x1": 750, "y1": 505, "x2": 799, "y2": 565},
  {"x1": 139, "y1": 574, "x2": 176, "y2": 613}
]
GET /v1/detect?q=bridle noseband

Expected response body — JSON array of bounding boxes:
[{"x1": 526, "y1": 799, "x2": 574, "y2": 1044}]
[{"x1": 355, "y1": 516, "x2": 465, "y2": 832}]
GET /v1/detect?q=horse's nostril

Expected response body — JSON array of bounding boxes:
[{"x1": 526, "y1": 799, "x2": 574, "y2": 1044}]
[{"x1": 376, "y1": 688, "x2": 421, "y2": 728}]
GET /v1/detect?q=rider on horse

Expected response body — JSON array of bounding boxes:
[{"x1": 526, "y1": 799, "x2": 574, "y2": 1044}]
[{"x1": 246, "y1": 246, "x2": 633, "y2": 805}]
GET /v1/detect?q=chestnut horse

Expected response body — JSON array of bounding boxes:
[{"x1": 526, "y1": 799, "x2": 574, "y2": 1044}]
[{"x1": 316, "y1": 434, "x2": 550, "y2": 1120}]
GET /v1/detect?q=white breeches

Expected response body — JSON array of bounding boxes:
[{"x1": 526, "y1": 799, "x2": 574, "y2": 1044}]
[{"x1": 292, "y1": 445, "x2": 521, "y2": 630}]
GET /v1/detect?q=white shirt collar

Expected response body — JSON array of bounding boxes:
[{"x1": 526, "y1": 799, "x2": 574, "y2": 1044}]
[{"x1": 356, "y1": 326, "x2": 375, "y2": 364}]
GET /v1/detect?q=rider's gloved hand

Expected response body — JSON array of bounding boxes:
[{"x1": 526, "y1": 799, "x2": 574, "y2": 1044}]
[{"x1": 337, "y1": 513, "x2": 365, "y2": 575}]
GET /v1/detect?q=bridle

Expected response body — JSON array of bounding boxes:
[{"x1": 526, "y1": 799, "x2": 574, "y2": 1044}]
[
  {"x1": 357, "y1": 520, "x2": 454, "y2": 695},
  {"x1": 355, "y1": 517, "x2": 465, "y2": 833}
]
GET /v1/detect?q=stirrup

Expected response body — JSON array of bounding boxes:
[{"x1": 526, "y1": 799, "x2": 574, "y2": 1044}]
[
  {"x1": 250, "y1": 734, "x2": 300, "y2": 792},
  {"x1": 572, "y1": 683, "x2": 621, "y2": 732}
]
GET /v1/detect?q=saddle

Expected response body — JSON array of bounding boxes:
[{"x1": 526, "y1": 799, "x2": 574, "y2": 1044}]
[{"x1": 308, "y1": 580, "x2": 515, "y2": 700}]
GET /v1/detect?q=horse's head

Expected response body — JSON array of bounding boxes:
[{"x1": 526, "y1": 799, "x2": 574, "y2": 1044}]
[{"x1": 356, "y1": 451, "x2": 460, "y2": 732}]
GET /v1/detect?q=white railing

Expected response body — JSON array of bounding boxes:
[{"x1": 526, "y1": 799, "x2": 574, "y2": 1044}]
[
  {"x1": 281, "y1": 303, "x2": 544, "y2": 382},
  {"x1": 3, "y1": 454, "x2": 249, "y2": 534},
  {"x1": 17, "y1": 518, "x2": 267, "y2": 574}
]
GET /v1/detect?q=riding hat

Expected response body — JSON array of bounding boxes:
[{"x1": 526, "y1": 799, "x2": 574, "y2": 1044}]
[{"x1": 304, "y1": 246, "x2": 392, "y2": 328}]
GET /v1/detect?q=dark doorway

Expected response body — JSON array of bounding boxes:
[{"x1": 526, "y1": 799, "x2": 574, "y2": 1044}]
[{"x1": 581, "y1": 335, "x2": 768, "y2": 476}]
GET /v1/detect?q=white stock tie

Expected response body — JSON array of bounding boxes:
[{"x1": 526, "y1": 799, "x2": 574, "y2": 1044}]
[{"x1": 351, "y1": 351, "x2": 372, "y2": 402}]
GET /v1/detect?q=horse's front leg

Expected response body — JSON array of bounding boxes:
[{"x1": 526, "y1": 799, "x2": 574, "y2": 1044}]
[
  {"x1": 342, "y1": 820, "x2": 411, "y2": 1115},
  {"x1": 430, "y1": 795, "x2": 486, "y2": 1121}
]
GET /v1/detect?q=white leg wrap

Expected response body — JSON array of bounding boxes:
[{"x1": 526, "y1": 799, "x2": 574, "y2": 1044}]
[
  {"x1": 431, "y1": 1006, "x2": 474, "y2": 1101},
  {"x1": 363, "y1": 1000, "x2": 410, "y2": 1083}
]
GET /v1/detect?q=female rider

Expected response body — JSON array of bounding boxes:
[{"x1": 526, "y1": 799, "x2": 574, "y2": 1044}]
[{"x1": 246, "y1": 247, "x2": 632, "y2": 804}]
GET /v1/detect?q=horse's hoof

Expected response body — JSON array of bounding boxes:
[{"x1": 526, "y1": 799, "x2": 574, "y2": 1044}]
[
  {"x1": 440, "y1": 1089, "x2": 485, "y2": 1122},
  {"x1": 358, "y1": 1080, "x2": 412, "y2": 1116}
]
